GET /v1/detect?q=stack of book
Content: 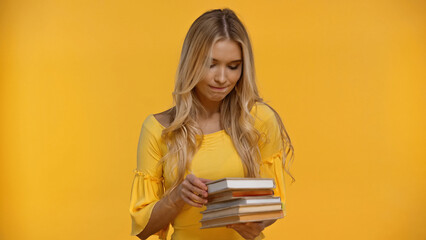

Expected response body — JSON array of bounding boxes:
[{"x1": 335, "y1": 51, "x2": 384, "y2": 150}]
[{"x1": 200, "y1": 178, "x2": 283, "y2": 229}]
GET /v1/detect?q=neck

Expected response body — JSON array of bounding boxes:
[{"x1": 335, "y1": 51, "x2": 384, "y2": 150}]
[
  {"x1": 194, "y1": 94, "x2": 223, "y2": 132},
  {"x1": 200, "y1": 99, "x2": 221, "y2": 118},
  {"x1": 195, "y1": 92, "x2": 222, "y2": 118}
]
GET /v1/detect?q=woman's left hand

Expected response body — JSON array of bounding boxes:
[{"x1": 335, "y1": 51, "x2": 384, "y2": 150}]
[{"x1": 226, "y1": 222, "x2": 265, "y2": 240}]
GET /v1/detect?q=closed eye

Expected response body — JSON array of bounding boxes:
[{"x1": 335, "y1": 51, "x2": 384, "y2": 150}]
[
  {"x1": 228, "y1": 64, "x2": 240, "y2": 70},
  {"x1": 209, "y1": 63, "x2": 241, "y2": 69}
]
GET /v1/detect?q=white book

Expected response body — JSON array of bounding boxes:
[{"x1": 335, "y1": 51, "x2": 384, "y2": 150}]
[
  {"x1": 206, "y1": 196, "x2": 281, "y2": 211},
  {"x1": 206, "y1": 178, "x2": 275, "y2": 194}
]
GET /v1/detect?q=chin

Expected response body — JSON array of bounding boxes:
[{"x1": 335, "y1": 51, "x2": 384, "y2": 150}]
[
  {"x1": 208, "y1": 97, "x2": 225, "y2": 103},
  {"x1": 208, "y1": 94, "x2": 228, "y2": 102}
]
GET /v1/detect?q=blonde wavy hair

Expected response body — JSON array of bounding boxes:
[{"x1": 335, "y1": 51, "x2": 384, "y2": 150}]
[{"x1": 161, "y1": 8, "x2": 294, "y2": 192}]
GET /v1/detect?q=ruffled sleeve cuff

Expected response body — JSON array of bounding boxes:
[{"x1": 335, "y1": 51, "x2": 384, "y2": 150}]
[
  {"x1": 260, "y1": 149, "x2": 287, "y2": 217},
  {"x1": 129, "y1": 170, "x2": 169, "y2": 238}
]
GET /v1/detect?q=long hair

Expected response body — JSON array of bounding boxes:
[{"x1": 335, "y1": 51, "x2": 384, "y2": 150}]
[{"x1": 161, "y1": 8, "x2": 295, "y2": 192}]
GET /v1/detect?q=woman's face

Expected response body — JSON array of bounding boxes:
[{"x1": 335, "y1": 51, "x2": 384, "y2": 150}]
[{"x1": 195, "y1": 39, "x2": 242, "y2": 107}]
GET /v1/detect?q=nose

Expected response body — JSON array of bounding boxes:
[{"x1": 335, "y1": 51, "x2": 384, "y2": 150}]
[{"x1": 214, "y1": 66, "x2": 226, "y2": 84}]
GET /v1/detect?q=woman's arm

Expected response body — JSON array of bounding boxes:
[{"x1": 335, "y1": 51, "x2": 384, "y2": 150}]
[{"x1": 136, "y1": 174, "x2": 209, "y2": 239}]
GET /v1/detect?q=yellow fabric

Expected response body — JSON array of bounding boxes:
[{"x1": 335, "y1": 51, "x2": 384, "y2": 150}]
[{"x1": 129, "y1": 102, "x2": 287, "y2": 239}]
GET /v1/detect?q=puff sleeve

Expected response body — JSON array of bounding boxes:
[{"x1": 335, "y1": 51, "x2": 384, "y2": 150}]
[
  {"x1": 129, "y1": 116, "x2": 168, "y2": 238},
  {"x1": 255, "y1": 105, "x2": 287, "y2": 216}
]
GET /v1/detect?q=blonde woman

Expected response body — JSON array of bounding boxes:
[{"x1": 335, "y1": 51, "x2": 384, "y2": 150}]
[{"x1": 129, "y1": 8, "x2": 294, "y2": 240}]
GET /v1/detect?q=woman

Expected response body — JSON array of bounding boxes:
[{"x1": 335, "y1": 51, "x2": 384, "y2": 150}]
[{"x1": 129, "y1": 8, "x2": 294, "y2": 240}]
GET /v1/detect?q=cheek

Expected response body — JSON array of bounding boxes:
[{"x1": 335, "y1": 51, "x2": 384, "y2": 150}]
[
  {"x1": 198, "y1": 74, "x2": 212, "y2": 87},
  {"x1": 230, "y1": 70, "x2": 242, "y2": 84},
  {"x1": 201, "y1": 72, "x2": 214, "y2": 84}
]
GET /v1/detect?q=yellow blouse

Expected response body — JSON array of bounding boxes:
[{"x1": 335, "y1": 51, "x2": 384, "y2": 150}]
[{"x1": 129, "y1": 103, "x2": 287, "y2": 240}]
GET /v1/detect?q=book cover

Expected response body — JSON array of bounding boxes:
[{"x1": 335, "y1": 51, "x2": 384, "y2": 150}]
[{"x1": 206, "y1": 178, "x2": 276, "y2": 194}]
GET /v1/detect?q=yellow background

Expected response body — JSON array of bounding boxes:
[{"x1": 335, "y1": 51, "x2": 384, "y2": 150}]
[{"x1": 1, "y1": 1, "x2": 425, "y2": 239}]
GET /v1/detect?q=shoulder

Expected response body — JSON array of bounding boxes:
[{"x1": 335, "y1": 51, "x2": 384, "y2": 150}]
[
  {"x1": 139, "y1": 108, "x2": 171, "y2": 139},
  {"x1": 250, "y1": 102, "x2": 279, "y2": 127},
  {"x1": 137, "y1": 109, "x2": 174, "y2": 157},
  {"x1": 153, "y1": 107, "x2": 175, "y2": 128},
  {"x1": 251, "y1": 102, "x2": 284, "y2": 154}
]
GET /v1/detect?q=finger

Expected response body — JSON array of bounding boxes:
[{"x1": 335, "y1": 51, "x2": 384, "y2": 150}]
[
  {"x1": 228, "y1": 223, "x2": 247, "y2": 233},
  {"x1": 182, "y1": 187, "x2": 208, "y2": 204},
  {"x1": 198, "y1": 178, "x2": 211, "y2": 184},
  {"x1": 243, "y1": 222, "x2": 262, "y2": 236},
  {"x1": 182, "y1": 179, "x2": 208, "y2": 197},
  {"x1": 182, "y1": 197, "x2": 203, "y2": 208},
  {"x1": 246, "y1": 222, "x2": 263, "y2": 231},
  {"x1": 186, "y1": 174, "x2": 208, "y2": 191},
  {"x1": 181, "y1": 194, "x2": 204, "y2": 208}
]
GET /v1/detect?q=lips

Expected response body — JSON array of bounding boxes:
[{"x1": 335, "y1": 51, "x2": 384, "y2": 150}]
[{"x1": 209, "y1": 86, "x2": 227, "y2": 91}]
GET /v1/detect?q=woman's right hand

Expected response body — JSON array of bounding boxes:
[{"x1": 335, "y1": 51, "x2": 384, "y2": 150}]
[{"x1": 176, "y1": 174, "x2": 210, "y2": 208}]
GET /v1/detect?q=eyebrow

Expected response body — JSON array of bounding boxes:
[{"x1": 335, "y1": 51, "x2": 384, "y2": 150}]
[{"x1": 212, "y1": 58, "x2": 242, "y2": 63}]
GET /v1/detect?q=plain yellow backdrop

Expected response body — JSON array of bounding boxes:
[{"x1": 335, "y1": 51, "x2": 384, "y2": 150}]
[{"x1": 1, "y1": 0, "x2": 425, "y2": 239}]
